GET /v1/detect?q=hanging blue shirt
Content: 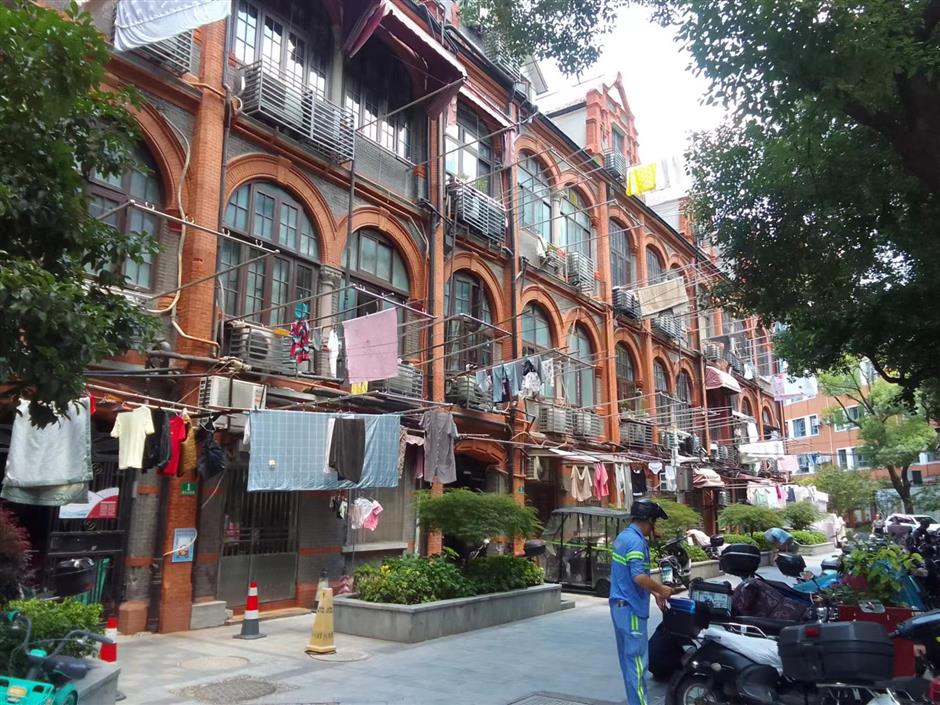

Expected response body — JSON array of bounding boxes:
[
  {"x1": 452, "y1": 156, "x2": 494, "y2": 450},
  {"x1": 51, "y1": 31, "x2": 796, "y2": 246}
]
[{"x1": 610, "y1": 523, "x2": 651, "y2": 618}]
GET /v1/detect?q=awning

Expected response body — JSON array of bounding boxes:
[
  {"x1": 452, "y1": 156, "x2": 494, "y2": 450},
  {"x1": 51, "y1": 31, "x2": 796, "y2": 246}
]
[
  {"x1": 343, "y1": 1, "x2": 465, "y2": 117},
  {"x1": 459, "y1": 85, "x2": 514, "y2": 129},
  {"x1": 705, "y1": 366, "x2": 742, "y2": 393},
  {"x1": 694, "y1": 468, "x2": 725, "y2": 488}
]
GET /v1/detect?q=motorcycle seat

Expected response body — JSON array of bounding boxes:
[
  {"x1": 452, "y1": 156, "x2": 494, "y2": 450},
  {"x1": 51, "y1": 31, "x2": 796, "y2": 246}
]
[
  {"x1": 716, "y1": 614, "x2": 793, "y2": 636},
  {"x1": 736, "y1": 664, "x2": 779, "y2": 705},
  {"x1": 873, "y1": 676, "x2": 929, "y2": 699}
]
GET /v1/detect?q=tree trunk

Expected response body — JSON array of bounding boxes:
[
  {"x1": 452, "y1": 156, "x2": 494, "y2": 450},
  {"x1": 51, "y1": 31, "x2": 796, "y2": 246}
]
[{"x1": 886, "y1": 465, "x2": 914, "y2": 513}]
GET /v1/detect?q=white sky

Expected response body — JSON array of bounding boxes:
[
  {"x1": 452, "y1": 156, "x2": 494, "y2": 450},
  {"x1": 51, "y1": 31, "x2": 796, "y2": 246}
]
[{"x1": 539, "y1": 5, "x2": 726, "y2": 163}]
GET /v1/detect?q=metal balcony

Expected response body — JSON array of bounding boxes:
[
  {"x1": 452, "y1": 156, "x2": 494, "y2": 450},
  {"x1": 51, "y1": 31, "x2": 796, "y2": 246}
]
[
  {"x1": 724, "y1": 349, "x2": 744, "y2": 374},
  {"x1": 653, "y1": 313, "x2": 685, "y2": 342},
  {"x1": 448, "y1": 181, "x2": 506, "y2": 242},
  {"x1": 613, "y1": 287, "x2": 641, "y2": 318},
  {"x1": 132, "y1": 31, "x2": 193, "y2": 75},
  {"x1": 238, "y1": 60, "x2": 355, "y2": 163},
  {"x1": 604, "y1": 151, "x2": 627, "y2": 182},
  {"x1": 483, "y1": 33, "x2": 522, "y2": 81},
  {"x1": 621, "y1": 420, "x2": 654, "y2": 448}
]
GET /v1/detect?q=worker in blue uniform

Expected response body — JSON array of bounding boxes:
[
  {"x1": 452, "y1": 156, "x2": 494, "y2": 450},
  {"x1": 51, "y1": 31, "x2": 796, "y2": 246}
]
[{"x1": 610, "y1": 499, "x2": 672, "y2": 705}]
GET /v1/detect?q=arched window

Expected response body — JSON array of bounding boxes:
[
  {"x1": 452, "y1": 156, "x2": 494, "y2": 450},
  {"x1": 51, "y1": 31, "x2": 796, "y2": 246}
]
[
  {"x1": 518, "y1": 153, "x2": 551, "y2": 239},
  {"x1": 741, "y1": 397, "x2": 754, "y2": 418},
  {"x1": 565, "y1": 325, "x2": 596, "y2": 408},
  {"x1": 646, "y1": 246, "x2": 665, "y2": 285},
  {"x1": 560, "y1": 190, "x2": 592, "y2": 258},
  {"x1": 762, "y1": 407, "x2": 778, "y2": 439},
  {"x1": 610, "y1": 220, "x2": 634, "y2": 289},
  {"x1": 221, "y1": 182, "x2": 320, "y2": 325},
  {"x1": 654, "y1": 360, "x2": 670, "y2": 393},
  {"x1": 676, "y1": 371, "x2": 694, "y2": 431},
  {"x1": 521, "y1": 303, "x2": 552, "y2": 355},
  {"x1": 615, "y1": 344, "x2": 638, "y2": 408},
  {"x1": 234, "y1": 0, "x2": 332, "y2": 98},
  {"x1": 89, "y1": 145, "x2": 164, "y2": 290},
  {"x1": 446, "y1": 107, "x2": 495, "y2": 195},
  {"x1": 444, "y1": 271, "x2": 493, "y2": 374},
  {"x1": 653, "y1": 359, "x2": 672, "y2": 424},
  {"x1": 676, "y1": 372, "x2": 693, "y2": 404}
]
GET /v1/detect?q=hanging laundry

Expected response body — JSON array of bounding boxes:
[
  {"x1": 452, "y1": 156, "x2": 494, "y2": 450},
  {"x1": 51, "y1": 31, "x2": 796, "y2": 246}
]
[
  {"x1": 198, "y1": 434, "x2": 226, "y2": 480},
  {"x1": 161, "y1": 414, "x2": 189, "y2": 477},
  {"x1": 330, "y1": 417, "x2": 367, "y2": 482},
  {"x1": 593, "y1": 463, "x2": 610, "y2": 499},
  {"x1": 413, "y1": 445, "x2": 425, "y2": 480},
  {"x1": 475, "y1": 369, "x2": 493, "y2": 397},
  {"x1": 663, "y1": 464, "x2": 677, "y2": 492},
  {"x1": 746, "y1": 422, "x2": 760, "y2": 444},
  {"x1": 625, "y1": 162, "x2": 657, "y2": 196},
  {"x1": 397, "y1": 427, "x2": 407, "y2": 478},
  {"x1": 310, "y1": 327, "x2": 323, "y2": 352},
  {"x1": 327, "y1": 329, "x2": 340, "y2": 378},
  {"x1": 247, "y1": 411, "x2": 401, "y2": 490},
  {"x1": 631, "y1": 465, "x2": 647, "y2": 496},
  {"x1": 362, "y1": 501, "x2": 383, "y2": 531},
  {"x1": 350, "y1": 382, "x2": 369, "y2": 395},
  {"x1": 520, "y1": 370, "x2": 542, "y2": 397},
  {"x1": 541, "y1": 359, "x2": 554, "y2": 389},
  {"x1": 178, "y1": 412, "x2": 198, "y2": 474},
  {"x1": 351, "y1": 497, "x2": 383, "y2": 530},
  {"x1": 289, "y1": 303, "x2": 311, "y2": 363},
  {"x1": 111, "y1": 405, "x2": 154, "y2": 470},
  {"x1": 143, "y1": 409, "x2": 172, "y2": 472},
  {"x1": 634, "y1": 277, "x2": 688, "y2": 316},
  {"x1": 570, "y1": 465, "x2": 594, "y2": 502},
  {"x1": 1, "y1": 398, "x2": 93, "y2": 507},
  {"x1": 492, "y1": 364, "x2": 516, "y2": 403},
  {"x1": 344, "y1": 308, "x2": 399, "y2": 383},
  {"x1": 323, "y1": 417, "x2": 336, "y2": 474},
  {"x1": 421, "y1": 411, "x2": 458, "y2": 484},
  {"x1": 614, "y1": 463, "x2": 631, "y2": 509}
]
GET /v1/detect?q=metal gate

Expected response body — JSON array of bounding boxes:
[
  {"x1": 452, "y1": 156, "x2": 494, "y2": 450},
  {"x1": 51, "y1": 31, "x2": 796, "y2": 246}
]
[{"x1": 216, "y1": 461, "x2": 299, "y2": 607}]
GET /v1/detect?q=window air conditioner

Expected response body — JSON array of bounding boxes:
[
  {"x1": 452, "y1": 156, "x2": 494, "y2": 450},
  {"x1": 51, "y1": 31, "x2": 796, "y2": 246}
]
[{"x1": 198, "y1": 376, "x2": 267, "y2": 431}]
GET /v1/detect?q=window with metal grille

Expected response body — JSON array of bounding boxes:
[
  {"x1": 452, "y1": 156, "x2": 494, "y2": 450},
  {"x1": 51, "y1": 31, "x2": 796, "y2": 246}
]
[
  {"x1": 88, "y1": 145, "x2": 164, "y2": 290},
  {"x1": 221, "y1": 182, "x2": 320, "y2": 326}
]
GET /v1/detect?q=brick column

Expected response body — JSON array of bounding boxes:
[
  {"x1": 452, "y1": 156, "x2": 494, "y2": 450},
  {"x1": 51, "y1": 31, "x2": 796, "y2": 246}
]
[
  {"x1": 596, "y1": 183, "x2": 619, "y2": 444},
  {"x1": 118, "y1": 469, "x2": 160, "y2": 634}
]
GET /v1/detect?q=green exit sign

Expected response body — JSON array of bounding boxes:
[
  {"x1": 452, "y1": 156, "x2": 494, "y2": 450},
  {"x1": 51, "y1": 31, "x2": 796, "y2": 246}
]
[{"x1": 180, "y1": 482, "x2": 197, "y2": 496}]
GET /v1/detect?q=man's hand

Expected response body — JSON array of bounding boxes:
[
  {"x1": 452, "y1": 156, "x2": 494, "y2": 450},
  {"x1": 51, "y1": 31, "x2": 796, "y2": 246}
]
[{"x1": 654, "y1": 585, "x2": 673, "y2": 612}]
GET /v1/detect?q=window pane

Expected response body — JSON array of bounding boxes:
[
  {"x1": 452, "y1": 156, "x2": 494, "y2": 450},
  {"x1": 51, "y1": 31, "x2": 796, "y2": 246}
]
[
  {"x1": 225, "y1": 185, "x2": 250, "y2": 232},
  {"x1": 296, "y1": 264, "x2": 314, "y2": 314},
  {"x1": 219, "y1": 240, "x2": 242, "y2": 316},
  {"x1": 392, "y1": 254, "x2": 408, "y2": 292},
  {"x1": 285, "y1": 32, "x2": 305, "y2": 84},
  {"x1": 262, "y1": 16, "x2": 283, "y2": 68},
  {"x1": 253, "y1": 192, "x2": 275, "y2": 239},
  {"x1": 299, "y1": 218, "x2": 318, "y2": 259},
  {"x1": 235, "y1": 1, "x2": 258, "y2": 63},
  {"x1": 279, "y1": 203, "x2": 298, "y2": 250},
  {"x1": 245, "y1": 258, "x2": 266, "y2": 322},
  {"x1": 376, "y1": 242, "x2": 392, "y2": 281},
  {"x1": 360, "y1": 235, "x2": 377, "y2": 275},
  {"x1": 125, "y1": 210, "x2": 158, "y2": 289},
  {"x1": 271, "y1": 258, "x2": 290, "y2": 325}
]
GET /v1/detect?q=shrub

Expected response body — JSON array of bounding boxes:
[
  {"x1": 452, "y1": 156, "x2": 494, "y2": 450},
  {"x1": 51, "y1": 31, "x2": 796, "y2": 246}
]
[
  {"x1": 0, "y1": 507, "x2": 31, "y2": 606},
  {"x1": 652, "y1": 498, "x2": 703, "y2": 539},
  {"x1": 686, "y1": 545, "x2": 709, "y2": 563},
  {"x1": 749, "y1": 532, "x2": 771, "y2": 550},
  {"x1": 784, "y1": 501, "x2": 821, "y2": 530},
  {"x1": 718, "y1": 504, "x2": 782, "y2": 533},
  {"x1": 417, "y1": 489, "x2": 540, "y2": 560},
  {"x1": 355, "y1": 554, "x2": 474, "y2": 605},
  {"x1": 0, "y1": 599, "x2": 102, "y2": 677},
  {"x1": 791, "y1": 530, "x2": 828, "y2": 545},
  {"x1": 721, "y1": 533, "x2": 758, "y2": 547},
  {"x1": 464, "y1": 556, "x2": 543, "y2": 593}
]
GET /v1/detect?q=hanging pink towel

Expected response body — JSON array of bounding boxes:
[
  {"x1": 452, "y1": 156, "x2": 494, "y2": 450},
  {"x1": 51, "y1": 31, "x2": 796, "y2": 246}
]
[
  {"x1": 593, "y1": 462, "x2": 610, "y2": 499},
  {"x1": 362, "y1": 501, "x2": 384, "y2": 531},
  {"x1": 343, "y1": 307, "x2": 399, "y2": 383}
]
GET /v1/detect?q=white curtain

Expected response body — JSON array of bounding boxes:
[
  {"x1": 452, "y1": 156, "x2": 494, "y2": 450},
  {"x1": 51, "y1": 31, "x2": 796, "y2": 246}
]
[{"x1": 114, "y1": 0, "x2": 230, "y2": 51}]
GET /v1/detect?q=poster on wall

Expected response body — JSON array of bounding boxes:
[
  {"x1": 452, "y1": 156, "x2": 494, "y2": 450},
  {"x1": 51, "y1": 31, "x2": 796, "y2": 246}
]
[
  {"x1": 59, "y1": 487, "x2": 119, "y2": 520},
  {"x1": 171, "y1": 528, "x2": 197, "y2": 563}
]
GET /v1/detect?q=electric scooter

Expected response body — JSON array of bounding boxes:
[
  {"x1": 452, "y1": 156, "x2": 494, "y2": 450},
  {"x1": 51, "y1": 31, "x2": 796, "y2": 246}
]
[{"x1": 0, "y1": 611, "x2": 113, "y2": 705}]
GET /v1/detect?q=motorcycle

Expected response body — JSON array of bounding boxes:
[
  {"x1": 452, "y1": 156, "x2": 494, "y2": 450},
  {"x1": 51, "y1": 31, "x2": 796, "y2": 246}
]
[
  {"x1": 667, "y1": 609, "x2": 940, "y2": 705},
  {"x1": 0, "y1": 611, "x2": 113, "y2": 705}
]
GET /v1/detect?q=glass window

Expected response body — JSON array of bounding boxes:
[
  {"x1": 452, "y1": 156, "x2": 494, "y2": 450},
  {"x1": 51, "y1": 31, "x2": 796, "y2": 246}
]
[
  {"x1": 565, "y1": 325, "x2": 595, "y2": 408},
  {"x1": 521, "y1": 304, "x2": 552, "y2": 355},
  {"x1": 222, "y1": 182, "x2": 320, "y2": 325},
  {"x1": 560, "y1": 190, "x2": 592, "y2": 257},
  {"x1": 792, "y1": 418, "x2": 807, "y2": 438},
  {"x1": 615, "y1": 344, "x2": 638, "y2": 407},
  {"x1": 233, "y1": 0, "x2": 331, "y2": 97},
  {"x1": 88, "y1": 144, "x2": 164, "y2": 290},
  {"x1": 654, "y1": 361, "x2": 669, "y2": 393},
  {"x1": 446, "y1": 107, "x2": 494, "y2": 195},
  {"x1": 837, "y1": 448, "x2": 849, "y2": 468},
  {"x1": 677, "y1": 372, "x2": 692, "y2": 404},
  {"x1": 741, "y1": 398, "x2": 753, "y2": 418},
  {"x1": 646, "y1": 247, "x2": 665, "y2": 284},
  {"x1": 345, "y1": 40, "x2": 417, "y2": 160},
  {"x1": 810, "y1": 414, "x2": 820, "y2": 436},
  {"x1": 518, "y1": 153, "x2": 551, "y2": 239},
  {"x1": 610, "y1": 220, "x2": 633, "y2": 289},
  {"x1": 612, "y1": 128, "x2": 625, "y2": 156},
  {"x1": 445, "y1": 272, "x2": 494, "y2": 374}
]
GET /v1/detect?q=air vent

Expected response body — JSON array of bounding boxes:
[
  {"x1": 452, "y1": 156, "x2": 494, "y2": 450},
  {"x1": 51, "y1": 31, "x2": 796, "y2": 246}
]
[
  {"x1": 538, "y1": 405, "x2": 570, "y2": 435},
  {"x1": 613, "y1": 288, "x2": 641, "y2": 318},
  {"x1": 566, "y1": 252, "x2": 595, "y2": 295}
]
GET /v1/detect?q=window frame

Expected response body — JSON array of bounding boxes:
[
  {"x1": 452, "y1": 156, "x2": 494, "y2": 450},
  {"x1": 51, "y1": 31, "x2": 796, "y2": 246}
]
[
  {"x1": 446, "y1": 107, "x2": 495, "y2": 195},
  {"x1": 791, "y1": 417, "x2": 807, "y2": 438},
  {"x1": 615, "y1": 344, "x2": 638, "y2": 405},
  {"x1": 609, "y1": 220, "x2": 633, "y2": 289},
  {"x1": 565, "y1": 325, "x2": 596, "y2": 409},
  {"x1": 445, "y1": 271, "x2": 494, "y2": 375},
  {"x1": 646, "y1": 246, "x2": 665, "y2": 285},
  {"x1": 521, "y1": 303, "x2": 552, "y2": 356},
  {"x1": 518, "y1": 153, "x2": 551, "y2": 239},
  {"x1": 559, "y1": 189, "x2": 592, "y2": 258}
]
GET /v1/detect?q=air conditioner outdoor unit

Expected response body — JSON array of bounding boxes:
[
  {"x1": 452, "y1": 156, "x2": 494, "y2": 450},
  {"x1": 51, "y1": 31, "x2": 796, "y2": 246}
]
[
  {"x1": 613, "y1": 287, "x2": 641, "y2": 318},
  {"x1": 566, "y1": 252, "x2": 595, "y2": 295},
  {"x1": 539, "y1": 405, "x2": 569, "y2": 435},
  {"x1": 525, "y1": 457, "x2": 542, "y2": 481},
  {"x1": 226, "y1": 321, "x2": 292, "y2": 373},
  {"x1": 621, "y1": 421, "x2": 649, "y2": 446},
  {"x1": 704, "y1": 343, "x2": 722, "y2": 361},
  {"x1": 198, "y1": 376, "x2": 267, "y2": 431},
  {"x1": 445, "y1": 376, "x2": 490, "y2": 410},
  {"x1": 369, "y1": 363, "x2": 424, "y2": 398},
  {"x1": 572, "y1": 410, "x2": 601, "y2": 438}
]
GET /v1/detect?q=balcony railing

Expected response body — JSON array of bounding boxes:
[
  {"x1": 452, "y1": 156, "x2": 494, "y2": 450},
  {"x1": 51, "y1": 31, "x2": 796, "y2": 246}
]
[
  {"x1": 604, "y1": 151, "x2": 627, "y2": 182},
  {"x1": 132, "y1": 31, "x2": 193, "y2": 75},
  {"x1": 724, "y1": 349, "x2": 744, "y2": 374},
  {"x1": 483, "y1": 33, "x2": 522, "y2": 81},
  {"x1": 448, "y1": 181, "x2": 506, "y2": 242},
  {"x1": 566, "y1": 251, "x2": 595, "y2": 296},
  {"x1": 653, "y1": 313, "x2": 685, "y2": 342},
  {"x1": 621, "y1": 420, "x2": 654, "y2": 448},
  {"x1": 238, "y1": 60, "x2": 355, "y2": 163}
]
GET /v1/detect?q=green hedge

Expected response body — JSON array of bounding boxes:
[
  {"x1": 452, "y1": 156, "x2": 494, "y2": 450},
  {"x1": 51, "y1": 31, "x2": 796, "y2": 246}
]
[
  {"x1": 721, "y1": 533, "x2": 759, "y2": 547},
  {"x1": 750, "y1": 532, "x2": 771, "y2": 551},
  {"x1": 792, "y1": 530, "x2": 828, "y2": 545},
  {"x1": 0, "y1": 599, "x2": 102, "y2": 677},
  {"x1": 354, "y1": 554, "x2": 544, "y2": 605}
]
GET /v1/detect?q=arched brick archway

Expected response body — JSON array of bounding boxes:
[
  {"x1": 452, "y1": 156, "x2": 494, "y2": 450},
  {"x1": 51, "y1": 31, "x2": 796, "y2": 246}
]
[
  {"x1": 225, "y1": 153, "x2": 339, "y2": 264},
  {"x1": 134, "y1": 103, "x2": 188, "y2": 212},
  {"x1": 521, "y1": 287, "x2": 565, "y2": 348},
  {"x1": 514, "y1": 136, "x2": 564, "y2": 187},
  {"x1": 446, "y1": 252, "x2": 509, "y2": 328}
]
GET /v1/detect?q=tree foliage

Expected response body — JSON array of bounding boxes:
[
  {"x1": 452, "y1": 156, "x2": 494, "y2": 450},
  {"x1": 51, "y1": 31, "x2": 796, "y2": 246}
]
[
  {"x1": 417, "y1": 489, "x2": 541, "y2": 551},
  {"x1": 0, "y1": 508, "x2": 31, "y2": 606},
  {"x1": 783, "y1": 501, "x2": 821, "y2": 531},
  {"x1": 819, "y1": 366, "x2": 936, "y2": 511},
  {"x1": 803, "y1": 464, "x2": 879, "y2": 518},
  {"x1": 652, "y1": 498, "x2": 702, "y2": 539},
  {"x1": 0, "y1": 2, "x2": 158, "y2": 425},
  {"x1": 718, "y1": 504, "x2": 781, "y2": 533}
]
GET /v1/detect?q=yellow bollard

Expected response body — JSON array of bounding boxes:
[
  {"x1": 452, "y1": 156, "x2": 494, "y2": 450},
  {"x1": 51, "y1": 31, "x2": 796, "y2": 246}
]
[{"x1": 305, "y1": 586, "x2": 336, "y2": 655}]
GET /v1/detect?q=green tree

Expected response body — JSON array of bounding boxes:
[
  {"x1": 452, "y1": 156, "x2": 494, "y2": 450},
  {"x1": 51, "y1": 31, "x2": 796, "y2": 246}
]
[
  {"x1": 717, "y1": 504, "x2": 781, "y2": 533},
  {"x1": 819, "y1": 366, "x2": 936, "y2": 512},
  {"x1": 783, "y1": 501, "x2": 820, "y2": 531},
  {"x1": 0, "y1": 2, "x2": 157, "y2": 425},
  {"x1": 803, "y1": 464, "x2": 879, "y2": 519},
  {"x1": 652, "y1": 498, "x2": 702, "y2": 539}
]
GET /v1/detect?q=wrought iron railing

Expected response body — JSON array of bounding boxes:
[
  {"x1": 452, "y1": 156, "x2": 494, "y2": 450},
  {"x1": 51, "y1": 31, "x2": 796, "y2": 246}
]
[{"x1": 132, "y1": 31, "x2": 193, "y2": 75}]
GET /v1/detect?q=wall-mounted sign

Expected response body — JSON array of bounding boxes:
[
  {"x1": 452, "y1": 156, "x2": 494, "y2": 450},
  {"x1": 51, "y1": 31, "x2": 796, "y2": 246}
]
[
  {"x1": 180, "y1": 482, "x2": 197, "y2": 496},
  {"x1": 59, "y1": 488, "x2": 119, "y2": 520},
  {"x1": 171, "y1": 528, "x2": 197, "y2": 563}
]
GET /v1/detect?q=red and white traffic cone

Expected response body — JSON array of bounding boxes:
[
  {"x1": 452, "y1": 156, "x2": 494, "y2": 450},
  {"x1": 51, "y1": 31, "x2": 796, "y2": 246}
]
[
  {"x1": 233, "y1": 581, "x2": 265, "y2": 640},
  {"x1": 99, "y1": 617, "x2": 118, "y2": 662},
  {"x1": 336, "y1": 574, "x2": 353, "y2": 595}
]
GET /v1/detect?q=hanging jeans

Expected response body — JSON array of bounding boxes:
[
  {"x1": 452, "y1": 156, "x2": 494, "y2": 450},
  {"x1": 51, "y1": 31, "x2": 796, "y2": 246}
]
[{"x1": 610, "y1": 600, "x2": 649, "y2": 705}]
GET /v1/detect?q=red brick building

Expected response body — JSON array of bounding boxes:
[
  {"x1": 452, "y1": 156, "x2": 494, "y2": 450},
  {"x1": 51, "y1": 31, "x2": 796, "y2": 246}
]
[{"x1": 4, "y1": 0, "x2": 783, "y2": 633}]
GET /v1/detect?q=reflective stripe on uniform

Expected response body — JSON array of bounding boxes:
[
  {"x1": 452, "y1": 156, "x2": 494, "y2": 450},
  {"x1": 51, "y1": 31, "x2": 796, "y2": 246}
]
[
  {"x1": 612, "y1": 551, "x2": 627, "y2": 565},
  {"x1": 635, "y1": 655, "x2": 648, "y2": 705},
  {"x1": 624, "y1": 551, "x2": 645, "y2": 561}
]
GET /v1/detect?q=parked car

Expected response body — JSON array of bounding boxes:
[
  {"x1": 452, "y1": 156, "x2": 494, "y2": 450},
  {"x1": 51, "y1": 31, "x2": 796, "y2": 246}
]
[{"x1": 886, "y1": 513, "x2": 940, "y2": 533}]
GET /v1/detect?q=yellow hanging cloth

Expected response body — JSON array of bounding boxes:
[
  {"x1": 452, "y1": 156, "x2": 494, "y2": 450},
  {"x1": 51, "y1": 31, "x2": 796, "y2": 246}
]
[{"x1": 625, "y1": 162, "x2": 658, "y2": 196}]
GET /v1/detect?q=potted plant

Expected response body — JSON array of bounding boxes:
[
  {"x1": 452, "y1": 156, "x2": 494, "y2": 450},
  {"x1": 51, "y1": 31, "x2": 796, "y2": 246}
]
[{"x1": 541, "y1": 243, "x2": 565, "y2": 274}]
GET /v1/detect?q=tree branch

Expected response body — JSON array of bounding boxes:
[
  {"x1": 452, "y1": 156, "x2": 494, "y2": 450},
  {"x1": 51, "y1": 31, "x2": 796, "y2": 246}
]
[{"x1": 866, "y1": 355, "x2": 902, "y2": 385}]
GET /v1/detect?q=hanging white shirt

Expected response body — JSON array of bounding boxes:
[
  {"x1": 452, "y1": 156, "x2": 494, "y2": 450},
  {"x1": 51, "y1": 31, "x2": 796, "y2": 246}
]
[{"x1": 111, "y1": 405, "x2": 155, "y2": 470}]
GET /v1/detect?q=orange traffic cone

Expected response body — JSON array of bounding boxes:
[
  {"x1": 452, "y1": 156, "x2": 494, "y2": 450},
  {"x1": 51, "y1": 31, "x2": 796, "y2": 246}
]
[
  {"x1": 234, "y1": 581, "x2": 266, "y2": 640},
  {"x1": 99, "y1": 617, "x2": 118, "y2": 662}
]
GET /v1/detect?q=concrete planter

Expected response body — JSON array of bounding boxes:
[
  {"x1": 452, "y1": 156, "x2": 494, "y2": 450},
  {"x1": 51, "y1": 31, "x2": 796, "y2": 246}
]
[
  {"x1": 760, "y1": 550, "x2": 773, "y2": 567},
  {"x1": 334, "y1": 583, "x2": 569, "y2": 643},
  {"x1": 76, "y1": 662, "x2": 120, "y2": 705},
  {"x1": 797, "y1": 541, "x2": 836, "y2": 557},
  {"x1": 652, "y1": 560, "x2": 723, "y2": 583}
]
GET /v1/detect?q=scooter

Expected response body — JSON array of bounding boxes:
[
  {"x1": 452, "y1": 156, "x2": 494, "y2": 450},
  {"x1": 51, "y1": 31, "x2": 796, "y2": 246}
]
[
  {"x1": 667, "y1": 609, "x2": 940, "y2": 705},
  {"x1": 0, "y1": 611, "x2": 112, "y2": 705}
]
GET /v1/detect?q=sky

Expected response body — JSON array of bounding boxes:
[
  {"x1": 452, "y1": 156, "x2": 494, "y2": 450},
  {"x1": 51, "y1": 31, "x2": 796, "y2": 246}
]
[{"x1": 539, "y1": 5, "x2": 726, "y2": 163}]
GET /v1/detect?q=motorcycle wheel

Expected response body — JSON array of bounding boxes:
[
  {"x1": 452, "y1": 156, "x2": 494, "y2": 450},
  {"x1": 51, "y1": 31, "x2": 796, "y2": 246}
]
[{"x1": 674, "y1": 674, "x2": 721, "y2": 705}]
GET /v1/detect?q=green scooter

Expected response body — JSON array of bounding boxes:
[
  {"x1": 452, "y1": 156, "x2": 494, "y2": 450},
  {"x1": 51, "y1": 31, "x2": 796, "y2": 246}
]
[{"x1": 0, "y1": 611, "x2": 112, "y2": 705}]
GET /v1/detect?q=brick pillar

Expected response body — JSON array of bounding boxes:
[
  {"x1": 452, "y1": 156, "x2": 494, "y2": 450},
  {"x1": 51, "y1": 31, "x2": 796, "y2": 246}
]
[
  {"x1": 512, "y1": 448, "x2": 525, "y2": 556},
  {"x1": 596, "y1": 183, "x2": 619, "y2": 445},
  {"x1": 118, "y1": 469, "x2": 160, "y2": 634}
]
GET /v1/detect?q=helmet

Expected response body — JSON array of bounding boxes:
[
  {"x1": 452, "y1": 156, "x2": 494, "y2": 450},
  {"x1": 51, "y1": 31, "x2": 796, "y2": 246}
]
[{"x1": 630, "y1": 499, "x2": 668, "y2": 522}]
